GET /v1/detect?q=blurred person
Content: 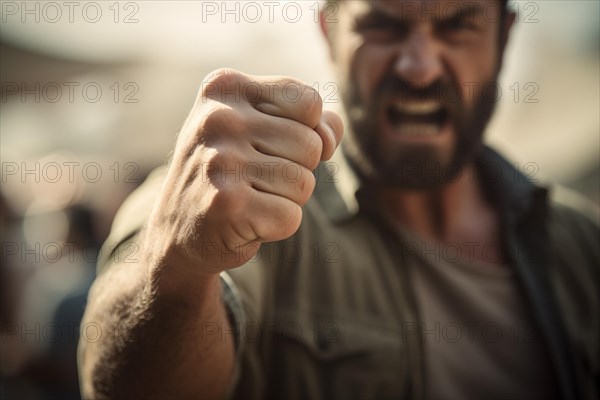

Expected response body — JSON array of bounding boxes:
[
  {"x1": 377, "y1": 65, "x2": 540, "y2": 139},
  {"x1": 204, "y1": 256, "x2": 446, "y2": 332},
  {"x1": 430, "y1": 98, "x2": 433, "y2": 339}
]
[
  {"x1": 1, "y1": 191, "x2": 18, "y2": 327},
  {"x1": 44, "y1": 206, "x2": 97, "y2": 399},
  {"x1": 12, "y1": 205, "x2": 97, "y2": 399},
  {"x1": 79, "y1": 1, "x2": 599, "y2": 399},
  {"x1": 0, "y1": 191, "x2": 35, "y2": 398}
]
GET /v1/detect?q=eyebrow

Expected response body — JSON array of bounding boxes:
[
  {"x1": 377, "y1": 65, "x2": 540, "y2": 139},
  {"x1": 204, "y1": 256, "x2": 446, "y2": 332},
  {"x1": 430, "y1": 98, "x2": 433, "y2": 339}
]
[
  {"x1": 437, "y1": 5, "x2": 485, "y2": 24},
  {"x1": 353, "y1": 8, "x2": 403, "y2": 31}
]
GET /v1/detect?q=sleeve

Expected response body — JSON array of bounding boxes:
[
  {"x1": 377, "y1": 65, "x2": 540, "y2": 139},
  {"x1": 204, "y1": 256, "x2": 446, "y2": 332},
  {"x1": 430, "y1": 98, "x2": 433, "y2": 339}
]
[
  {"x1": 96, "y1": 166, "x2": 167, "y2": 276},
  {"x1": 548, "y1": 185, "x2": 600, "y2": 399},
  {"x1": 221, "y1": 254, "x2": 273, "y2": 399}
]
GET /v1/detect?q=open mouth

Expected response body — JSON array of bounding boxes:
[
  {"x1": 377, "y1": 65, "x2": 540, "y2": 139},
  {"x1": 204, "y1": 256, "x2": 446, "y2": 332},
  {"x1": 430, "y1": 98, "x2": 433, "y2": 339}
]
[{"x1": 386, "y1": 100, "x2": 449, "y2": 137}]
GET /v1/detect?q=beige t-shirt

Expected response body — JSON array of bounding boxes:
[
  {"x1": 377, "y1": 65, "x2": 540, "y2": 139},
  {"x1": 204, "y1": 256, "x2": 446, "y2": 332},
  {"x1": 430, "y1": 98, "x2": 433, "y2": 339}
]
[{"x1": 410, "y1": 237, "x2": 559, "y2": 400}]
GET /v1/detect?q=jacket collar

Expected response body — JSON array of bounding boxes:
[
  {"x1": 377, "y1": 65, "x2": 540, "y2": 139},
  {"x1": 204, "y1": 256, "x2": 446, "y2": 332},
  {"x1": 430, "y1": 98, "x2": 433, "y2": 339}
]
[
  {"x1": 313, "y1": 147, "x2": 361, "y2": 224},
  {"x1": 314, "y1": 145, "x2": 549, "y2": 225}
]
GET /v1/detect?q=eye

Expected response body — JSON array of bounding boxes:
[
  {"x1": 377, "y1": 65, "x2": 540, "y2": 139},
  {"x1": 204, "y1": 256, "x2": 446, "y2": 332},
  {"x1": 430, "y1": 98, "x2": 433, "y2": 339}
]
[
  {"x1": 355, "y1": 15, "x2": 408, "y2": 43},
  {"x1": 363, "y1": 27, "x2": 401, "y2": 42},
  {"x1": 438, "y1": 15, "x2": 478, "y2": 33},
  {"x1": 362, "y1": 25, "x2": 408, "y2": 43}
]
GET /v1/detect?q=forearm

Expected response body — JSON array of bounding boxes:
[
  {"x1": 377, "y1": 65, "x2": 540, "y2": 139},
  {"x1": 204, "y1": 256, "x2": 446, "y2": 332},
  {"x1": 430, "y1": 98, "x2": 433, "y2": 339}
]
[
  {"x1": 77, "y1": 67, "x2": 344, "y2": 399},
  {"x1": 78, "y1": 252, "x2": 235, "y2": 399}
]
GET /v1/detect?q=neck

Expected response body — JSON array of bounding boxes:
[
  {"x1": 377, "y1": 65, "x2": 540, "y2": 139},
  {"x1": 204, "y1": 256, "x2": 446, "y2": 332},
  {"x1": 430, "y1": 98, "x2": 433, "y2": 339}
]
[{"x1": 376, "y1": 164, "x2": 504, "y2": 264}]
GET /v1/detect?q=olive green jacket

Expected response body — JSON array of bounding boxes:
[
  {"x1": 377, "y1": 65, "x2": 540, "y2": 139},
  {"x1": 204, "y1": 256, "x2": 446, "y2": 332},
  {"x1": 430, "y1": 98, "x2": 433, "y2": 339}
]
[{"x1": 97, "y1": 147, "x2": 599, "y2": 399}]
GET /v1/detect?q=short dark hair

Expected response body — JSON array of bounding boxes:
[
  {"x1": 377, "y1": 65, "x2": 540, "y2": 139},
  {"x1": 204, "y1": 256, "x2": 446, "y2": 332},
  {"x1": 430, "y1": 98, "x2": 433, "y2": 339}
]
[
  {"x1": 325, "y1": 0, "x2": 510, "y2": 16},
  {"x1": 324, "y1": 0, "x2": 511, "y2": 43}
]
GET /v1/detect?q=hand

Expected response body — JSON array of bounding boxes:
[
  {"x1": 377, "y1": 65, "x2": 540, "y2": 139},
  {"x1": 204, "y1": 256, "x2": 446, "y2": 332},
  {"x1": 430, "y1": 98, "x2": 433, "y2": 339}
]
[{"x1": 144, "y1": 68, "x2": 344, "y2": 278}]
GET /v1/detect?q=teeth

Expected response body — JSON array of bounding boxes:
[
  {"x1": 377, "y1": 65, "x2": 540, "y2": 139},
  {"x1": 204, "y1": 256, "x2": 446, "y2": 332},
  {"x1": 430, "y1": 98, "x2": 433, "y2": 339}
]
[
  {"x1": 393, "y1": 101, "x2": 441, "y2": 115},
  {"x1": 396, "y1": 123, "x2": 439, "y2": 136}
]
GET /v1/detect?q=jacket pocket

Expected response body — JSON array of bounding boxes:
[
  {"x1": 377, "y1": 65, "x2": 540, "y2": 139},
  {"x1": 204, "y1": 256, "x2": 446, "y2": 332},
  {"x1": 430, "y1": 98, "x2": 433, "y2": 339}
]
[{"x1": 266, "y1": 309, "x2": 410, "y2": 400}]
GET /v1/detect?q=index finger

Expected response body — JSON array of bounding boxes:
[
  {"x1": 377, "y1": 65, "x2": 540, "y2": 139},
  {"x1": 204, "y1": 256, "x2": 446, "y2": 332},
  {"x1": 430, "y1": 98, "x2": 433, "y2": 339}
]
[
  {"x1": 199, "y1": 69, "x2": 324, "y2": 129},
  {"x1": 245, "y1": 74, "x2": 324, "y2": 129}
]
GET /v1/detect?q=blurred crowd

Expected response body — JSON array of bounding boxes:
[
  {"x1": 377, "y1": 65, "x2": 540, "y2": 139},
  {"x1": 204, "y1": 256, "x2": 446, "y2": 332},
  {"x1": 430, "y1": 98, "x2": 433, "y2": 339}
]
[{"x1": 1, "y1": 195, "x2": 96, "y2": 398}]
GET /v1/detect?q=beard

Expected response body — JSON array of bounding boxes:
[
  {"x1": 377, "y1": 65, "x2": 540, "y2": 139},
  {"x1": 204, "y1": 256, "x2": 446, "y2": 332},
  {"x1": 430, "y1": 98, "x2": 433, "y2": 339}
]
[{"x1": 340, "y1": 74, "x2": 499, "y2": 189}]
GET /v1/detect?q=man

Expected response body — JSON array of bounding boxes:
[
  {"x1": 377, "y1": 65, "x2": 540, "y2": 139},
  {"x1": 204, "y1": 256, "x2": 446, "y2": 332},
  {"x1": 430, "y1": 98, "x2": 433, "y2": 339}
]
[{"x1": 78, "y1": 1, "x2": 599, "y2": 399}]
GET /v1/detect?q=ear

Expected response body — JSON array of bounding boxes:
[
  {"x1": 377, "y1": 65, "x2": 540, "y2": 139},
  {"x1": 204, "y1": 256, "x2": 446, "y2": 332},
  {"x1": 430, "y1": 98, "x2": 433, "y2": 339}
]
[
  {"x1": 319, "y1": 9, "x2": 328, "y2": 38},
  {"x1": 320, "y1": 9, "x2": 335, "y2": 60},
  {"x1": 500, "y1": 11, "x2": 516, "y2": 52}
]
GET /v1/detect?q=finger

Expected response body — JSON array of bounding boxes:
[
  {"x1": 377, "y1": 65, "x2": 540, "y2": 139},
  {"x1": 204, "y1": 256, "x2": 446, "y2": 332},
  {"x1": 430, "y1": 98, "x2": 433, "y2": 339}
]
[
  {"x1": 246, "y1": 75, "x2": 323, "y2": 129},
  {"x1": 243, "y1": 189, "x2": 303, "y2": 243},
  {"x1": 250, "y1": 113, "x2": 323, "y2": 170},
  {"x1": 200, "y1": 69, "x2": 323, "y2": 129},
  {"x1": 245, "y1": 153, "x2": 316, "y2": 206},
  {"x1": 314, "y1": 110, "x2": 344, "y2": 161}
]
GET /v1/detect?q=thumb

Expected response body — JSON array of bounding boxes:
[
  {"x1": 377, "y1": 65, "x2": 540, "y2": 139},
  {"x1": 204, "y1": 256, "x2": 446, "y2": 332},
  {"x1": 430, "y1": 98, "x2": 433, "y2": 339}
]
[{"x1": 314, "y1": 109, "x2": 344, "y2": 162}]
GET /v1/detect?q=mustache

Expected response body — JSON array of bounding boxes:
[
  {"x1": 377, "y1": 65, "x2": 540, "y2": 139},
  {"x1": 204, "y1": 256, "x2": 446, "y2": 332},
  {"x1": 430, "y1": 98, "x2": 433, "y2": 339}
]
[{"x1": 375, "y1": 76, "x2": 454, "y2": 103}]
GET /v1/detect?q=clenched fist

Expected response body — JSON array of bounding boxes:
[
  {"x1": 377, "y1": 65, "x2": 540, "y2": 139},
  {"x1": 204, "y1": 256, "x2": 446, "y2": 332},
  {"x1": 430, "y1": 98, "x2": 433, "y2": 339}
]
[{"x1": 144, "y1": 68, "x2": 343, "y2": 281}]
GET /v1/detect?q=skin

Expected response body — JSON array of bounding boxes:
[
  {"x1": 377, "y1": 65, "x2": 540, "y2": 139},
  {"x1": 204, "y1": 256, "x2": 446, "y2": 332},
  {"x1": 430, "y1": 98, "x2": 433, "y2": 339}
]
[
  {"x1": 325, "y1": 0, "x2": 515, "y2": 256},
  {"x1": 79, "y1": 0, "x2": 514, "y2": 398}
]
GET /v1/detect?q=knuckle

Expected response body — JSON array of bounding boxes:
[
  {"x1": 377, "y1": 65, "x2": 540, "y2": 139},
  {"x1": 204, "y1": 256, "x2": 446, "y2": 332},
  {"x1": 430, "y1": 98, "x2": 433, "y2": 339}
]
[
  {"x1": 204, "y1": 149, "x2": 238, "y2": 185},
  {"x1": 200, "y1": 105, "x2": 245, "y2": 139},
  {"x1": 277, "y1": 77, "x2": 322, "y2": 127},
  {"x1": 299, "y1": 87, "x2": 323, "y2": 128},
  {"x1": 198, "y1": 68, "x2": 243, "y2": 100},
  {"x1": 304, "y1": 133, "x2": 323, "y2": 169},
  {"x1": 280, "y1": 204, "x2": 302, "y2": 238},
  {"x1": 203, "y1": 68, "x2": 241, "y2": 87},
  {"x1": 297, "y1": 170, "x2": 316, "y2": 205}
]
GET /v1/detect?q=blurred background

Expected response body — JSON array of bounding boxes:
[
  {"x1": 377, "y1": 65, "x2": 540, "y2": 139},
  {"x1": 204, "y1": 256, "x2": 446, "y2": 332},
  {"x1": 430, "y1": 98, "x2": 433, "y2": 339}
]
[{"x1": 1, "y1": 0, "x2": 598, "y2": 398}]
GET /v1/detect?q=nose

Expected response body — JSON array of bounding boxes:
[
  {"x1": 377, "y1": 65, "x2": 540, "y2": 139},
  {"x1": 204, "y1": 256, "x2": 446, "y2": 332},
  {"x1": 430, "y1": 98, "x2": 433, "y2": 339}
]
[{"x1": 394, "y1": 30, "x2": 443, "y2": 88}]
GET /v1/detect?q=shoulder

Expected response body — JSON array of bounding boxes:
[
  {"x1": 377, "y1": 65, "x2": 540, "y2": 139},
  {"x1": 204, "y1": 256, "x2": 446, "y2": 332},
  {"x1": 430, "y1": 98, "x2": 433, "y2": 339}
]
[
  {"x1": 545, "y1": 186, "x2": 600, "y2": 398},
  {"x1": 545, "y1": 185, "x2": 599, "y2": 292},
  {"x1": 547, "y1": 184, "x2": 599, "y2": 247},
  {"x1": 97, "y1": 166, "x2": 167, "y2": 275}
]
